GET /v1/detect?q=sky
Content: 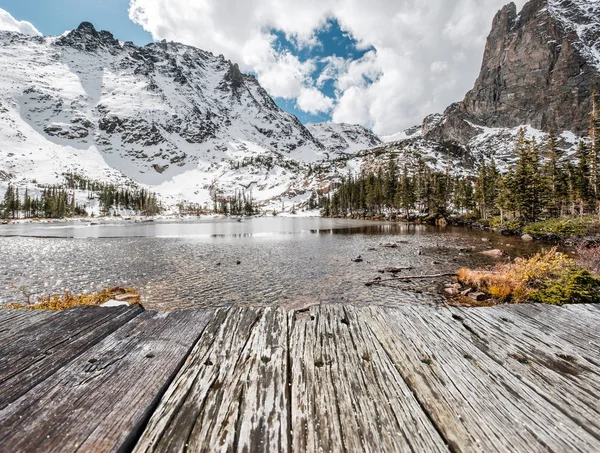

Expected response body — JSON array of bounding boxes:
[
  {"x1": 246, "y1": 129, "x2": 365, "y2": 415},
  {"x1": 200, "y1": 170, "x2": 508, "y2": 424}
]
[{"x1": 0, "y1": 0, "x2": 526, "y2": 135}]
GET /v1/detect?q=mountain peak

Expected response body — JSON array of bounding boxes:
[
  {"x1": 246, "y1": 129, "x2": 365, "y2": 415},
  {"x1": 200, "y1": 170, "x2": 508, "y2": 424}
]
[
  {"x1": 422, "y1": 0, "x2": 600, "y2": 146},
  {"x1": 76, "y1": 22, "x2": 98, "y2": 33},
  {"x1": 57, "y1": 21, "x2": 120, "y2": 53}
]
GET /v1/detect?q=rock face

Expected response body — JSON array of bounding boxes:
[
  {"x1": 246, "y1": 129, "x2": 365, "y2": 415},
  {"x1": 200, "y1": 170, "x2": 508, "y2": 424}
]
[{"x1": 425, "y1": 0, "x2": 600, "y2": 145}]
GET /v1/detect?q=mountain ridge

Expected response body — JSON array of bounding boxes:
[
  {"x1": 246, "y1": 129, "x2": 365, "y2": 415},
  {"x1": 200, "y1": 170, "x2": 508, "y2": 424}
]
[{"x1": 0, "y1": 22, "x2": 378, "y2": 210}]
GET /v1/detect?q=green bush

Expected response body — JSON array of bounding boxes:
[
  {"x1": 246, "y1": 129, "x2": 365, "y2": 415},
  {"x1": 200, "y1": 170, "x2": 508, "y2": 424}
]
[
  {"x1": 530, "y1": 269, "x2": 600, "y2": 305},
  {"x1": 523, "y1": 217, "x2": 598, "y2": 237}
]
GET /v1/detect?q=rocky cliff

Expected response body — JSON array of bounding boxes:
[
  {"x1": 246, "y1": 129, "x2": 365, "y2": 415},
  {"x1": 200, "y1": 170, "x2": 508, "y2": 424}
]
[{"x1": 425, "y1": 0, "x2": 600, "y2": 146}]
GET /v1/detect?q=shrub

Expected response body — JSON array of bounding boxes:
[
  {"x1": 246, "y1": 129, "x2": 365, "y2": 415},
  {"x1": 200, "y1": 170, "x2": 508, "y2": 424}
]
[
  {"x1": 457, "y1": 247, "x2": 600, "y2": 305},
  {"x1": 530, "y1": 269, "x2": 600, "y2": 305},
  {"x1": 489, "y1": 217, "x2": 523, "y2": 231},
  {"x1": 522, "y1": 217, "x2": 598, "y2": 237}
]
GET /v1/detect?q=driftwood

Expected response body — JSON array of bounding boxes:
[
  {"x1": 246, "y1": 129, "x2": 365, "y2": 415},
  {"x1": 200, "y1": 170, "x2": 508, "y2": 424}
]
[
  {"x1": 378, "y1": 266, "x2": 414, "y2": 273},
  {"x1": 366, "y1": 273, "x2": 458, "y2": 286}
]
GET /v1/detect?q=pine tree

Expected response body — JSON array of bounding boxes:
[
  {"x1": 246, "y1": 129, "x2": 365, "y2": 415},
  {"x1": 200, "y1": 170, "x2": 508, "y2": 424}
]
[
  {"x1": 574, "y1": 140, "x2": 593, "y2": 217},
  {"x1": 511, "y1": 130, "x2": 543, "y2": 222},
  {"x1": 398, "y1": 164, "x2": 415, "y2": 217},
  {"x1": 589, "y1": 90, "x2": 600, "y2": 214},
  {"x1": 542, "y1": 130, "x2": 568, "y2": 217}
]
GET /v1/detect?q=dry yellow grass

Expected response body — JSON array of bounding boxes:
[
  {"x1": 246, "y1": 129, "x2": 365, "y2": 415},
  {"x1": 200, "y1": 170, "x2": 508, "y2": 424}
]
[
  {"x1": 2, "y1": 286, "x2": 140, "y2": 311},
  {"x1": 457, "y1": 247, "x2": 573, "y2": 303}
]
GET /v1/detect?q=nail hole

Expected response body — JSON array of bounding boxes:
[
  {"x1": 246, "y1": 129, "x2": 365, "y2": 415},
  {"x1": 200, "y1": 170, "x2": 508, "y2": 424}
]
[
  {"x1": 463, "y1": 354, "x2": 474, "y2": 361},
  {"x1": 421, "y1": 358, "x2": 433, "y2": 366},
  {"x1": 261, "y1": 356, "x2": 271, "y2": 364},
  {"x1": 341, "y1": 318, "x2": 349, "y2": 326},
  {"x1": 146, "y1": 353, "x2": 155, "y2": 359},
  {"x1": 452, "y1": 314, "x2": 464, "y2": 321},
  {"x1": 314, "y1": 359, "x2": 325, "y2": 368},
  {"x1": 205, "y1": 359, "x2": 213, "y2": 366},
  {"x1": 88, "y1": 358, "x2": 98, "y2": 364}
]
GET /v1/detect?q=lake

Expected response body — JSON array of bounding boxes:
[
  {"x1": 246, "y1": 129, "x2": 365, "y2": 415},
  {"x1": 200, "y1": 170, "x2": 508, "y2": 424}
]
[{"x1": 0, "y1": 217, "x2": 548, "y2": 310}]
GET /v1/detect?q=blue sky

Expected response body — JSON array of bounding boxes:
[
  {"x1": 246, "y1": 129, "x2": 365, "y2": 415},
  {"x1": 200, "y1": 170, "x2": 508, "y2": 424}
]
[
  {"x1": 0, "y1": 0, "x2": 152, "y2": 44},
  {"x1": 270, "y1": 19, "x2": 372, "y2": 123}
]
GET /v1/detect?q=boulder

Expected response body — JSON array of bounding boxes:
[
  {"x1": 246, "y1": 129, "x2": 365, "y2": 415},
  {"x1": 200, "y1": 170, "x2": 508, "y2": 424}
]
[
  {"x1": 469, "y1": 291, "x2": 488, "y2": 302},
  {"x1": 521, "y1": 234, "x2": 534, "y2": 242},
  {"x1": 445, "y1": 287, "x2": 459, "y2": 296}
]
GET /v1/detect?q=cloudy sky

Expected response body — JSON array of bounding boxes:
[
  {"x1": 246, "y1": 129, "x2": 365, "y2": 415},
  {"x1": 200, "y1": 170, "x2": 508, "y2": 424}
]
[{"x1": 0, "y1": 0, "x2": 526, "y2": 135}]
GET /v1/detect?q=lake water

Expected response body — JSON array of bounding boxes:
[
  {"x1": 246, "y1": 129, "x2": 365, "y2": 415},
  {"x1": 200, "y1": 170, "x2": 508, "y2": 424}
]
[{"x1": 0, "y1": 217, "x2": 548, "y2": 310}]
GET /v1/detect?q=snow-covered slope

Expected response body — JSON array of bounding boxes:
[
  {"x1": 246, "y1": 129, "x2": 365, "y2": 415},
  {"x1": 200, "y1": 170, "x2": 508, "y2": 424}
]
[
  {"x1": 0, "y1": 23, "x2": 380, "y2": 209},
  {"x1": 379, "y1": 121, "x2": 581, "y2": 174},
  {"x1": 305, "y1": 123, "x2": 382, "y2": 157},
  {"x1": 549, "y1": 0, "x2": 600, "y2": 72}
]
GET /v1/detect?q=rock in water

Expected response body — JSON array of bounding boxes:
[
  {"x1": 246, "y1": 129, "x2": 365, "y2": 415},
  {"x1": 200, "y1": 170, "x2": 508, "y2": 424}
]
[{"x1": 480, "y1": 249, "x2": 507, "y2": 258}]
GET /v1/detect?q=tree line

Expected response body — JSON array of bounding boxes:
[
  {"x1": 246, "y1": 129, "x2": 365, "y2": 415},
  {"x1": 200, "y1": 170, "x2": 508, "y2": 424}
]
[
  {"x1": 212, "y1": 189, "x2": 257, "y2": 216},
  {"x1": 1, "y1": 185, "x2": 87, "y2": 219},
  {"x1": 321, "y1": 92, "x2": 600, "y2": 224},
  {"x1": 1, "y1": 173, "x2": 161, "y2": 219}
]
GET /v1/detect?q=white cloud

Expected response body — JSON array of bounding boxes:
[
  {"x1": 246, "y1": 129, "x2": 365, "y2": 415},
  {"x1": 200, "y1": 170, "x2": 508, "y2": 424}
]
[
  {"x1": 296, "y1": 87, "x2": 334, "y2": 114},
  {"x1": 128, "y1": 0, "x2": 527, "y2": 135},
  {"x1": 0, "y1": 9, "x2": 41, "y2": 36}
]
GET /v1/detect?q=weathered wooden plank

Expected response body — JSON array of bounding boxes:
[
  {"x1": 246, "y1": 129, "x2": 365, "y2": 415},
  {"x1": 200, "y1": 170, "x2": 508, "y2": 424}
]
[
  {"x1": 492, "y1": 304, "x2": 600, "y2": 355},
  {"x1": 0, "y1": 309, "x2": 213, "y2": 453},
  {"x1": 562, "y1": 303, "x2": 600, "y2": 322},
  {"x1": 134, "y1": 306, "x2": 288, "y2": 453},
  {"x1": 0, "y1": 305, "x2": 143, "y2": 409},
  {"x1": 0, "y1": 309, "x2": 55, "y2": 345},
  {"x1": 360, "y1": 305, "x2": 600, "y2": 452},
  {"x1": 450, "y1": 305, "x2": 600, "y2": 441},
  {"x1": 288, "y1": 304, "x2": 448, "y2": 453}
]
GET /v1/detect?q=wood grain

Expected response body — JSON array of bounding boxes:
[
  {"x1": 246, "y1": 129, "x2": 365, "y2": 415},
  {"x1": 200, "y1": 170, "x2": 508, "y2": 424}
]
[
  {"x1": 359, "y1": 305, "x2": 600, "y2": 452},
  {"x1": 289, "y1": 304, "x2": 449, "y2": 452},
  {"x1": 0, "y1": 309, "x2": 54, "y2": 346},
  {"x1": 134, "y1": 307, "x2": 289, "y2": 453},
  {"x1": 0, "y1": 309, "x2": 212, "y2": 453},
  {"x1": 0, "y1": 305, "x2": 143, "y2": 409},
  {"x1": 1, "y1": 303, "x2": 600, "y2": 452}
]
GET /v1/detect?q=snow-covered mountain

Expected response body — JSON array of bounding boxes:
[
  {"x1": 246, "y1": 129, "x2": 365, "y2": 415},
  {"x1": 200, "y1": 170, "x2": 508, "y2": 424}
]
[
  {"x1": 0, "y1": 22, "x2": 379, "y2": 210},
  {"x1": 305, "y1": 123, "x2": 382, "y2": 157}
]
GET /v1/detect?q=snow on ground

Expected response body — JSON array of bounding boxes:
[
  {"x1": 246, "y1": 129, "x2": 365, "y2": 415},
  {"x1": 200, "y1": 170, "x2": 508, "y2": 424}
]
[{"x1": 380, "y1": 125, "x2": 422, "y2": 143}]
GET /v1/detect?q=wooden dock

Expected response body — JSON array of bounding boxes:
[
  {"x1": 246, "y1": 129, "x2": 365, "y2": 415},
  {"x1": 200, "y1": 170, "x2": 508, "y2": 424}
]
[{"x1": 0, "y1": 303, "x2": 599, "y2": 452}]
